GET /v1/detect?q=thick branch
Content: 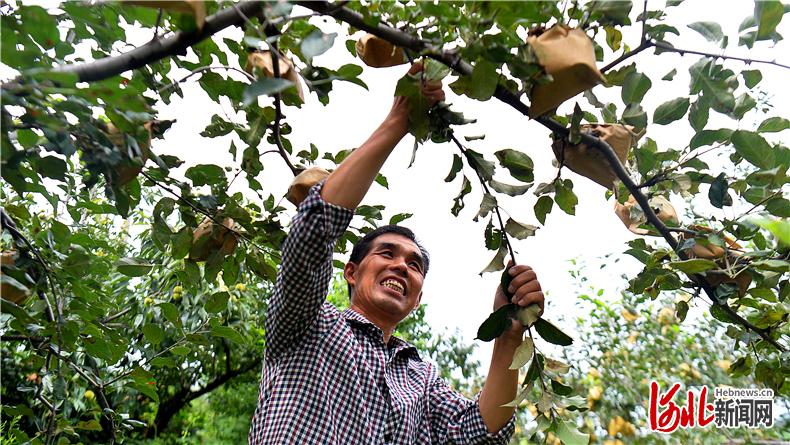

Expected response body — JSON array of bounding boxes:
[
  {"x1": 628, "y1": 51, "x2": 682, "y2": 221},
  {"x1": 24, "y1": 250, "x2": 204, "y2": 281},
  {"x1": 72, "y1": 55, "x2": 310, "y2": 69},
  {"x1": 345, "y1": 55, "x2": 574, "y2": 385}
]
[{"x1": 51, "y1": 2, "x2": 266, "y2": 82}]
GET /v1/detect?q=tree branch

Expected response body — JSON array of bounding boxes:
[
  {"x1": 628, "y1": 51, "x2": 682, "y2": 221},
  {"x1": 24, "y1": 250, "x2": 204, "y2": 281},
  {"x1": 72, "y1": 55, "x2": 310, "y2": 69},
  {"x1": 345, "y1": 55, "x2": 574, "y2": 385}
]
[
  {"x1": 653, "y1": 41, "x2": 790, "y2": 70},
  {"x1": 50, "y1": 2, "x2": 267, "y2": 82}
]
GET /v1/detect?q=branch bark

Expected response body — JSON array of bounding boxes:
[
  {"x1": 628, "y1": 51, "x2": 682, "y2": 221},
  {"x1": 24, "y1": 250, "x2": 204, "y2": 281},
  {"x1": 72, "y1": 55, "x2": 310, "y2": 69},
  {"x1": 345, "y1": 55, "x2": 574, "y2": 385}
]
[{"x1": 52, "y1": 2, "x2": 267, "y2": 82}]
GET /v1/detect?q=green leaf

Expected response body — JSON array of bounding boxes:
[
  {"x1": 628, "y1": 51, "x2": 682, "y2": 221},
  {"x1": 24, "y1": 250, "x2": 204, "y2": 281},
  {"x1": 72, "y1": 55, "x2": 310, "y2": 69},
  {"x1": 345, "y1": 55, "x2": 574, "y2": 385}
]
[
  {"x1": 661, "y1": 68, "x2": 677, "y2": 81},
  {"x1": 451, "y1": 59, "x2": 499, "y2": 101},
  {"x1": 464, "y1": 149, "x2": 495, "y2": 181},
  {"x1": 554, "y1": 180, "x2": 578, "y2": 215},
  {"x1": 242, "y1": 78, "x2": 294, "y2": 105},
  {"x1": 688, "y1": 99, "x2": 709, "y2": 131},
  {"x1": 171, "y1": 227, "x2": 192, "y2": 259},
  {"x1": 757, "y1": 117, "x2": 789, "y2": 133},
  {"x1": 504, "y1": 218, "x2": 538, "y2": 240},
  {"x1": 204, "y1": 292, "x2": 229, "y2": 313},
  {"x1": 509, "y1": 337, "x2": 534, "y2": 370},
  {"x1": 211, "y1": 325, "x2": 245, "y2": 344},
  {"x1": 516, "y1": 304, "x2": 542, "y2": 327},
  {"x1": 473, "y1": 194, "x2": 497, "y2": 222},
  {"x1": 688, "y1": 21, "x2": 724, "y2": 42},
  {"x1": 184, "y1": 164, "x2": 226, "y2": 187},
  {"x1": 754, "y1": 0, "x2": 784, "y2": 40},
  {"x1": 653, "y1": 97, "x2": 690, "y2": 125},
  {"x1": 488, "y1": 180, "x2": 530, "y2": 196},
  {"x1": 481, "y1": 244, "x2": 508, "y2": 274},
  {"x1": 556, "y1": 420, "x2": 590, "y2": 445},
  {"x1": 130, "y1": 381, "x2": 159, "y2": 403},
  {"x1": 590, "y1": 0, "x2": 633, "y2": 25},
  {"x1": 533, "y1": 196, "x2": 554, "y2": 227},
  {"x1": 621, "y1": 71, "x2": 652, "y2": 103},
  {"x1": 301, "y1": 30, "x2": 337, "y2": 62},
  {"x1": 142, "y1": 324, "x2": 164, "y2": 345},
  {"x1": 38, "y1": 155, "x2": 67, "y2": 181},
  {"x1": 731, "y1": 130, "x2": 775, "y2": 169},
  {"x1": 669, "y1": 258, "x2": 718, "y2": 273},
  {"x1": 533, "y1": 318, "x2": 573, "y2": 345},
  {"x1": 551, "y1": 379, "x2": 573, "y2": 396},
  {"x1": 116, "y1": 258, "x2": 154, "y2": 277},
  {"x1": 741, "y1": 69, "x2": 762, "y2": 88},
  {"x1": 494, "y1": 149, "x2": 534, "y2": 182},
  {"x1": 622, "y1": 103, "x2": 647, "y2": 128},
  {"x1": 158, "y1": 303, "x2": 182, "y2": 328},
  {"x1": 476, "y1": 303, "x2": 514, "y2": 341},
  {"x1": 708, "y1": 172, "x2": 732, "y2": 208},
  {"x1": 751, "y1": 218, "x2": 790, "y2": 245},
  {"x1": 689, "y1": 128, "x2": 732, "y2": 149},
  {"x1": 445, "y1": 154, "x2": 463, "y2": 183}
]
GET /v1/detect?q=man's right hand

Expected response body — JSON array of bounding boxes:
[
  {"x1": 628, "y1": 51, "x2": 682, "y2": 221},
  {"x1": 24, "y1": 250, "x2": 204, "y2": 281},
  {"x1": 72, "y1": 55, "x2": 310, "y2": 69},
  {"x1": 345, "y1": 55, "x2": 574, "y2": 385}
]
[{"x1": 388, "y1": 61, "x2": 446, "y2": 133}]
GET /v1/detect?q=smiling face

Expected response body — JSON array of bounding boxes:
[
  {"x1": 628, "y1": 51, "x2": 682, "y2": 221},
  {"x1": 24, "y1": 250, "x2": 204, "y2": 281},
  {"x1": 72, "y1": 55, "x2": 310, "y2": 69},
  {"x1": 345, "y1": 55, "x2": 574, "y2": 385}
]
[{"x1": 344, "y1": 233, "x2": 425, "y2": 327}]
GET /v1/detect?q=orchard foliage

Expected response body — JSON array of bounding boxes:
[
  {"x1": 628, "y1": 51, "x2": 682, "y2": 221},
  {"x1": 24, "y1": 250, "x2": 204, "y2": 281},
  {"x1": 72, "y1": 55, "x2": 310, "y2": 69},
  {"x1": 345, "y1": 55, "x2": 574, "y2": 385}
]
[{"x1": 1, "y1": 0, "x2": 789, "y2": 443}]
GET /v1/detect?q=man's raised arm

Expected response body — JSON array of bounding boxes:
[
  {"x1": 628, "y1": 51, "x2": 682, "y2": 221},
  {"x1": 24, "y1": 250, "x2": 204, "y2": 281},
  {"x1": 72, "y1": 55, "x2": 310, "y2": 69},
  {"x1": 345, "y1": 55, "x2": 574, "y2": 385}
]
[{"x1": 264, "y1": 62, "x2": 444, "y2": 359}]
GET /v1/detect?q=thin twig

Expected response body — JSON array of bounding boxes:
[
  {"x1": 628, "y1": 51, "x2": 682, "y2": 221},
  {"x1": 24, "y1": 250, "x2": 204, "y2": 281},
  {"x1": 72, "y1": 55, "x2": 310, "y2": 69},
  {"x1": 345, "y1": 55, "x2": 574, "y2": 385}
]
[
  {"x1": 157, "y1": 65, "x2": 254, "y2": 94},
  {"x1": 640, "y1": 0, "x2": 648, "y2": 44},
  {"x1": 653, "y1": 41, "x2": 790, "y2": 70},
  {"x1": 449, "y1": 134, "x2": 516, "y2": 263}
]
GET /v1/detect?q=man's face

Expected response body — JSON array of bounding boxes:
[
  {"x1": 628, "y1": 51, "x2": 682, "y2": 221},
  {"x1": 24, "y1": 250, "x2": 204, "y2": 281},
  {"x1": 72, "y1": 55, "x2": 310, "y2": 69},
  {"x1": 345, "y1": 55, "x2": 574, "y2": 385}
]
[{"x1": 344, "y1": 233, "x2": 425, "y2": 324}]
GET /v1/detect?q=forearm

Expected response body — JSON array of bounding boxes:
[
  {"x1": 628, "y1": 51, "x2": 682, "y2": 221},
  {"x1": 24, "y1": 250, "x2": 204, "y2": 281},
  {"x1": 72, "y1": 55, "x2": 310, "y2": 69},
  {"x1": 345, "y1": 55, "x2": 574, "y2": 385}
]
[
  {"x1": 478, "y1": 333, "x2": 522, "y2": 433},
  {"x1": 320, "y1": 111, "x2": 408, "y2": 210}
]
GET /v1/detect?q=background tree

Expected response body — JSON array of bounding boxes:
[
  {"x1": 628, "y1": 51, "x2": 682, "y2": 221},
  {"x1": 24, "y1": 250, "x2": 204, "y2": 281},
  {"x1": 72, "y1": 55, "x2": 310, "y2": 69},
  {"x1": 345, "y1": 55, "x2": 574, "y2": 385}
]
[{"x1": 1, "y1": 0, "x2": 788, "y2": 443}]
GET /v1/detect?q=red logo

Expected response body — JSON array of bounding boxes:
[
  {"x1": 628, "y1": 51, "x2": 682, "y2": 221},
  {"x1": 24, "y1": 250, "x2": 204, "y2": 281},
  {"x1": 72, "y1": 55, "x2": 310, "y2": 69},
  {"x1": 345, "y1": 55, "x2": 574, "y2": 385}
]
[{"x1": 649, "y1": 381, "x2": 715, "y2": 433}]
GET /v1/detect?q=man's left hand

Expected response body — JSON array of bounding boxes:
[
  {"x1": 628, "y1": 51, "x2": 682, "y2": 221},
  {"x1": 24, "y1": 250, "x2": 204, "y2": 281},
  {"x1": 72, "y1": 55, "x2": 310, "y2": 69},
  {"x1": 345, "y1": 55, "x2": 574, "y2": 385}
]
[{"x1": 493, "y1": 263, "x2": 544, "y2": 337}]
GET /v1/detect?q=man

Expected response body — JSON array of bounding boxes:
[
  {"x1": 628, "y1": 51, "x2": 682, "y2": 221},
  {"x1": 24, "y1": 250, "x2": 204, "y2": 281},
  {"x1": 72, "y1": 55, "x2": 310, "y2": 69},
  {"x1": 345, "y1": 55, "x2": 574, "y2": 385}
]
[{"x1": 249, "y1": 63, "x2": 545, "y2": 444}]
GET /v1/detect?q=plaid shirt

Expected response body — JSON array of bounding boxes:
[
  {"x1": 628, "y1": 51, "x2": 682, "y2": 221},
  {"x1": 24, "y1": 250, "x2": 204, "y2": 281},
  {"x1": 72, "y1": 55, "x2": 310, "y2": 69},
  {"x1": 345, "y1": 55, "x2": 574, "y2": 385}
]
[{"x1": 249, "y1": 181, "x2": 515, "y2": 444}]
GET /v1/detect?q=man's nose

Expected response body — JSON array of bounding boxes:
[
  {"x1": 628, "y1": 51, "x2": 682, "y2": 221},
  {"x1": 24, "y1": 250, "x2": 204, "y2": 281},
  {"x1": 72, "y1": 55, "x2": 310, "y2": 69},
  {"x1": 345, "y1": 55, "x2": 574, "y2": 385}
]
[{"x1": 389, "y1": 256, "x2": 408, "y2": 275}]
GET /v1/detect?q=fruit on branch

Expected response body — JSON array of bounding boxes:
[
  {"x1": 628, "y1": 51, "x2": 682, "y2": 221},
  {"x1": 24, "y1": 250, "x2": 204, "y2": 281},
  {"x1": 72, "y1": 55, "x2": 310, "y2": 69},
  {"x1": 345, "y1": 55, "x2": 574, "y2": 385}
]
[
  {"x1": 125, "y1": 1, "x2": 206, "y2": 30},
  {"x1": 552, "y1": 124, "x2": 645, "y2": 189},
  {"x1": 189, "y1": 217, "x2": 239, "y2": 262},
  {"x1": 526, "y1": 25, "x2": 606, "y2": 118},
  {"x1": 84, "y1": 390, "x2": 95, "y2": 401},
  {"x1": 106, "y1": 122, "x2": 153, "y2": 186},
  {"x1": 286, "y1": 167, "x2": 330, "y2": 206},
  {"x1": 706, "y1": 267, "x2": 752, "y2": 297},
  {"x1": 1, "y1": 250, "x2": 30, "y2": 304},
  {"x1": 614, "y1": 195, "x2": 678, "y2": 235},
  {"x1": 681, "y1": 225, "x2": 741, "y2": 260},
  {"x1": 245, "y1": 50, "x2": 305, "y2": 102},
  {"x1": 355, "y1": 34, "x2": 407, "y2": 68}
]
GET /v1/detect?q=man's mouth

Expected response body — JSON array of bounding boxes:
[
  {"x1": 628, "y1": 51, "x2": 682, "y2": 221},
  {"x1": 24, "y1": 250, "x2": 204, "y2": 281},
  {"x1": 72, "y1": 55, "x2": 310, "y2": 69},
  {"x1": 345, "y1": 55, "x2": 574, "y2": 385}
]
[{"x1": 380, "y1": 278, "x2": 406, "y2": 295}]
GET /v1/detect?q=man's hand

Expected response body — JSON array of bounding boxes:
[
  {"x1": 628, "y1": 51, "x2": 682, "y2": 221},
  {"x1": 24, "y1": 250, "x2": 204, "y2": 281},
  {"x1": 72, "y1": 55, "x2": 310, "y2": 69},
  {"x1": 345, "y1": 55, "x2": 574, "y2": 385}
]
[
  {"x1": 388, "y1": 61, "x2": 446, "y2": 134},
  {"x1": 493, "y1": 263, "x2": 545, "y2": 339}
]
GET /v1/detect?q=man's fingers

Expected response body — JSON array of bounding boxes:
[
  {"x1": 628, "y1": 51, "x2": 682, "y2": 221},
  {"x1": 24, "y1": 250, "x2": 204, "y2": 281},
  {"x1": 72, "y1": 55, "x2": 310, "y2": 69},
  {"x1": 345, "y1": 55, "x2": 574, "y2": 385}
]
[
  {"x1": 408, "y1": 61, "x2": 424, "y2": 75},
  {"x1": 515, "y1": 291, "x2": 545, "y2": 312},
  {"x1": 507, "y1": 270, "x2": 538, "y2": 294}
]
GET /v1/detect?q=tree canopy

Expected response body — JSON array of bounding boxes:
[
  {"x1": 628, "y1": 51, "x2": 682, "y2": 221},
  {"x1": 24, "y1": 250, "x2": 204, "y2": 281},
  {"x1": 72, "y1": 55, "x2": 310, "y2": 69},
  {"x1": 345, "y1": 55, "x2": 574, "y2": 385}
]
[{"x1": 1, "y1": 1, "x2": 788, "y2": 443}]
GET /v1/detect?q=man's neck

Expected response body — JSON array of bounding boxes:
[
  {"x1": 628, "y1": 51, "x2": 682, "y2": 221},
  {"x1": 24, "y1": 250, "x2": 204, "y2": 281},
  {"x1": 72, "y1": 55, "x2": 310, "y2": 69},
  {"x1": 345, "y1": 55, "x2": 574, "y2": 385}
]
[{"x1": 349, "y1": 303, "x2": 396, "y2": 343}]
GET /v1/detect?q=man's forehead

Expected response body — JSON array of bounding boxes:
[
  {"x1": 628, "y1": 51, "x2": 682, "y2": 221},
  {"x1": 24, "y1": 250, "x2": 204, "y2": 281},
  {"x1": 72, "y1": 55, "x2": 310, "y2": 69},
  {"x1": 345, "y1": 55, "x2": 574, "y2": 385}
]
[{"x1": 371, "y1": 233, "x2": 421, "y2": 255}]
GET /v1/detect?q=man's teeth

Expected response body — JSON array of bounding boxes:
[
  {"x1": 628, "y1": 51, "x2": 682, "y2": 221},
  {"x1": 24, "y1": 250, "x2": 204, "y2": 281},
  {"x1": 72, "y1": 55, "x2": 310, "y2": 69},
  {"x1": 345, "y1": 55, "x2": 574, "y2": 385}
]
[{"x1": 382, "y1": 279, "x2": 404, "y2": 294}]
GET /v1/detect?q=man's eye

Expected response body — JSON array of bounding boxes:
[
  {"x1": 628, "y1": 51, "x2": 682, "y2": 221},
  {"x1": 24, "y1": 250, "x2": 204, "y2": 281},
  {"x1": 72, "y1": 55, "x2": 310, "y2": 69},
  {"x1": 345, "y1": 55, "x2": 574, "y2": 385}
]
[
  {"x1": 409, "y1": 261, "x2": 421, "y2": 270},
  {"x1": 380, "y1": 251, "x2": 392, "y2": 257}
]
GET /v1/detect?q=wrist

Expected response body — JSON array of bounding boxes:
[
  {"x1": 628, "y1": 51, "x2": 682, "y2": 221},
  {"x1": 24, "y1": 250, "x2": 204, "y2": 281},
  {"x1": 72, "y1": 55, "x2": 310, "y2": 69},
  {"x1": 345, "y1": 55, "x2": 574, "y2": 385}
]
[{"x1": 383, "y1": 111, "x2": 409, "y2": 137}]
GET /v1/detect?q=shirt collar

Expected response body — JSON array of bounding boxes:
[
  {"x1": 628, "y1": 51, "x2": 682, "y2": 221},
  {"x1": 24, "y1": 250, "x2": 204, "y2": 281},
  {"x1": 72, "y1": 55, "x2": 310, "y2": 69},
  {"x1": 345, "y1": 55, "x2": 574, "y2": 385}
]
[{"x1": 341, "y1": 308, "x2": 421, "y2": 361}]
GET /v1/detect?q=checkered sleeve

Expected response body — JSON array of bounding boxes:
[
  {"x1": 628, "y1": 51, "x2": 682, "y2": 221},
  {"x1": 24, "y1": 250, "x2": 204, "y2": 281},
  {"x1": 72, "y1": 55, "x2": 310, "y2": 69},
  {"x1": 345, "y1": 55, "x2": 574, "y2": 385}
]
[
  {"x1": 429, "y1": 375, "x2": 516, "y2": 445},
  {"x1": 264, "y1": 180, "x2": 353, "y2": 359}
]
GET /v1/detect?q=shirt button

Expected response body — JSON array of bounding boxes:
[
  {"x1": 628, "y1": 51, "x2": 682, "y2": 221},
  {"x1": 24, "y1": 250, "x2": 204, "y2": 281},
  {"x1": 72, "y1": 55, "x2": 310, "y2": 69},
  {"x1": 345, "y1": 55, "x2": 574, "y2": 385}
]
[{"x1": 384, "y1": 432, "x2": 392, "y2": 443}]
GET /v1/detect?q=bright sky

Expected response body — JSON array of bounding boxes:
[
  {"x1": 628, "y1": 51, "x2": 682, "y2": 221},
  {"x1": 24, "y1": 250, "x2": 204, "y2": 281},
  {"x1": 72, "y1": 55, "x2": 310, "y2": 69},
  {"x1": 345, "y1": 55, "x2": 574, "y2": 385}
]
[{"x1": 4, "y1": 1, "x2": 788, "y2": 369}]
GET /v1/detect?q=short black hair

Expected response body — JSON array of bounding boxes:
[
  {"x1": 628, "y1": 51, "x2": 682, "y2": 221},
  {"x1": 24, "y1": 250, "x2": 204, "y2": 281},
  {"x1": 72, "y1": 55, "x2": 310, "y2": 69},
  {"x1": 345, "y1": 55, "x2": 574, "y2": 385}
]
[{"x1": 346, "y1": 225, "x2": 430, "y2": 298}]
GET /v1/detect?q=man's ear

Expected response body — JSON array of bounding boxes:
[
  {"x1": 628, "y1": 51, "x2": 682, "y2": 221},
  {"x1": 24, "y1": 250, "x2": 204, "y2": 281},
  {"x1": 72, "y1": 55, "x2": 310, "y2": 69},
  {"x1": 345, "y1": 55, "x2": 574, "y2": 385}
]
[
  {"x1": 413, "y1": 290, "x2": 423, "y2": 311},
  {"x1": 343, "y1": 262, "x2": 358, "y2": 288}
]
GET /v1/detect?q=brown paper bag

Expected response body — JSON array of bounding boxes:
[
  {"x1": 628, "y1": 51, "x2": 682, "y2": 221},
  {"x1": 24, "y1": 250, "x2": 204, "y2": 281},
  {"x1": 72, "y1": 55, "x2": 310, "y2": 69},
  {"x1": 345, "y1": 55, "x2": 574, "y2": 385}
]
[
  {"x1": 245, "y1": 50, "x2": 305, "y2": 102},
  {"x1": 552, "y1": 124, "x2": 644, "y2": 189},
  {"x1": 356, "y1": 34, "x2": 406, "y2": 68},
  {"x1": 286, "y1": 167, "x2": 331, "y2": 206},
  {"x1": 527, "y1": 26, "x2": 606, "y2": 118},
  {"x1": 189, "y1": 217, "x2": 238, "y2": 262},
  {"x1": 614, "y1": 195, "x2": 679, "y2": 235}
]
